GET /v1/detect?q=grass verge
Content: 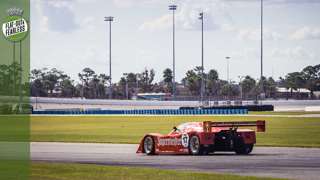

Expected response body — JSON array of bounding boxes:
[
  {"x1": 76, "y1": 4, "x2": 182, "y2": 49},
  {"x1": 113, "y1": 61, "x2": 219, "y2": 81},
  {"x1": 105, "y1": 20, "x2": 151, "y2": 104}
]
[
  {"x1": 31, "y1": 162, "x2": 284, "y2": 180},
  {"x1": 31, "y1": 115, "x2": 320, "y2": 147},
  {"x1": 249, "y1": 111, "x2": 320, "y2": 115}
]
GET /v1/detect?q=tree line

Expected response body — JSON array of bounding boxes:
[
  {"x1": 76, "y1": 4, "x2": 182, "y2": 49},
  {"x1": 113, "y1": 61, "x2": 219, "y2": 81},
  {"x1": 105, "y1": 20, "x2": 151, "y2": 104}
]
[
  {"x1": 26, "y1": 64, "x2": 320, "y2": 100},
  {"x1": 0, "y1": 62, "x2": 317, "y2": 100}
]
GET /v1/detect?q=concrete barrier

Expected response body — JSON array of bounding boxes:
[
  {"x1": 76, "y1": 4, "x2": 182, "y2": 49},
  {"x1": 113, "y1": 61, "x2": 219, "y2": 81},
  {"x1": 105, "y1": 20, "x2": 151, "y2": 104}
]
[{"x1": 305, "y1": 106, "x2": 320, "y2": 112}]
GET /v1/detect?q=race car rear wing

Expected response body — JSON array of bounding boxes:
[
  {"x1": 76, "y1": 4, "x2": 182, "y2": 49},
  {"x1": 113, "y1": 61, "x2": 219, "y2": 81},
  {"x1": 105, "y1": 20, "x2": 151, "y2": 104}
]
[{"x1": 203, "y1": 120, "x2": 265, "y2": 132}]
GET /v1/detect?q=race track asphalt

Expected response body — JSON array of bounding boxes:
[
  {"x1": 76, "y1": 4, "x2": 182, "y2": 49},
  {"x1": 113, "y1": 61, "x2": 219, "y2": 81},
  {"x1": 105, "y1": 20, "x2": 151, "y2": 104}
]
[{"x1": 31, "y1": 142, "x2": 320, "y2": 180}]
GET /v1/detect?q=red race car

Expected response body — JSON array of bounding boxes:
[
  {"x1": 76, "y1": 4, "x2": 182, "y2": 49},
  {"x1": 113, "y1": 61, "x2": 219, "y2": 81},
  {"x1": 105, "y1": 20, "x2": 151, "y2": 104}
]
[{"x1": 137, "y1": 120, "x2": 265, "y2": 155}]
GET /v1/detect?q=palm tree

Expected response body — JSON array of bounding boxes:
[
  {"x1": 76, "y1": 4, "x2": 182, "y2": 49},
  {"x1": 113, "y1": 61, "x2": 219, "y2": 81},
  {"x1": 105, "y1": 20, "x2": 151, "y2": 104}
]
[
  {"x1": 163, "y1": 68, "x2": 173, "y2": 93},
  {"x1": 78, "y1": 68, "x2": 95, "y2": 98}
]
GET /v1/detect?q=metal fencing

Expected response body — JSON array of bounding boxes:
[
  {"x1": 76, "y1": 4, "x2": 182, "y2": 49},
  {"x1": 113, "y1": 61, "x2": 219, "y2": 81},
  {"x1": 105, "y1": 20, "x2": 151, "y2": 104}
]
[{"x1": 32, "y1": 108, "x2": 248, "y2": 115}]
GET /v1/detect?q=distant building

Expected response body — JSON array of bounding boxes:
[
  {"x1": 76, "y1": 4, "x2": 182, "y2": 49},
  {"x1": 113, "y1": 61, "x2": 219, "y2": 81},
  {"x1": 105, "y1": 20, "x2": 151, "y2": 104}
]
[
  {"x1": 49, "y1": 87, "x2": 62, "y2": 97},
  {"x1": 134, "y1": 92, "x2": 171, "y2": 100},
  {"x1": 276, "y1": 87, "x2": 310, "y2": 99}
]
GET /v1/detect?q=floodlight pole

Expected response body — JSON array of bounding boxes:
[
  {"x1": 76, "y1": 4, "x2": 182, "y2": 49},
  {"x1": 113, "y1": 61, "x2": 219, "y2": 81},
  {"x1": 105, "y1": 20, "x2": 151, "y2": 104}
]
[
  {"x1": 199, "y1": 12, "x2": 204, "y2": 103},
  {"x1": 104, "y1": 16, "x2": 114, "y2": 99},
  {"x1": 259, "y1": 0, "x2": 264, "y2": 103},
  {"x1": 18, "y1": 41, "x2": 22, "y2": 112},
  {"x1": 260, "y1": 0, "x2": 263, "y2": 81},
  {"x1": 226, "y1": 56, "x2": 230, "y2": 83},
  {"x1": 169, "y1": 5, "x2": 177, "y2": 99},
  {"x1": 226, "y1": 56, "x2": 231, "y2": 101},
  {"x1": 13, "y1": 42, "x2": 16, "y2": 96}
]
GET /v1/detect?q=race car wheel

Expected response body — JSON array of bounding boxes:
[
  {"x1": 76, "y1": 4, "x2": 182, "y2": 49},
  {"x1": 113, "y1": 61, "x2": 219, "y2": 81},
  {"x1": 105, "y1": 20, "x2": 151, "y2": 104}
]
[
  {"x1": 143, "y1": 136, "x2": 155, "y2": 155},
  {"x1": 235, "y1": 140, "x2": 254, "y2": 155},
  {"x1": 189, "y1": 135, "x2": 202, "y2": 155}
]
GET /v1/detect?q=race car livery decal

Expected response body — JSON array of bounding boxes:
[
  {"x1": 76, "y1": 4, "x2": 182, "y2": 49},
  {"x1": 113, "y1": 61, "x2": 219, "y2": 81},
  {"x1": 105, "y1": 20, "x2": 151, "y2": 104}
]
[
  {"x1": 158, "y1": 137, "x2": 182, "y2": 146},
  {"x1": 181, "y1": 134, "x2": 189, "y2": 148}
]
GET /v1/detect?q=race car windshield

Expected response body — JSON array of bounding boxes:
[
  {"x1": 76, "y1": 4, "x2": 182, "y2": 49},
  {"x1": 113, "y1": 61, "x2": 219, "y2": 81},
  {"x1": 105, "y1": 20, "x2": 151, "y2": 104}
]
[
  {"x1": 176, "y1": 122, "x2": 202, "y2": 132},
  {"x1": 176, "y1": 123, "x2": 188, "y2": 131}
]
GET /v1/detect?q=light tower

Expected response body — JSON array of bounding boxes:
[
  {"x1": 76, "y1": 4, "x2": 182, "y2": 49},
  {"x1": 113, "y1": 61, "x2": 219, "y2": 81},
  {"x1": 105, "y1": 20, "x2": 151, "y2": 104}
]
[
  {"x1": 104, "y1": 16, "x2": 114, "y2": 99},
  {"x1": 169, "y1": 4, "x2": 177, "y2": 99},
  {"x1": 226, "y1": 56, "x2": 231, "y2": 101},
  {"x1": 260, "y1": 0, "x2": 264, "y2": 80},
  {"x1": 260, "y1": 0, "x2": 264, "y2": 103},
  {"x1": 199, "y1": 12, "x2": 204, "y2": 103},
  {"x1": 226, "y1": 56, "x2": 231, "y2": 83}
]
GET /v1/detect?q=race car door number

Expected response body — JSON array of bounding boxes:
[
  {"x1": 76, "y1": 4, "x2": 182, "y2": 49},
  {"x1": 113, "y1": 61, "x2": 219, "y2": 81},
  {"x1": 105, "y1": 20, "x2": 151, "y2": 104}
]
[{"x1": 181, "y1": 134, "x2": 189, "y2": 148}]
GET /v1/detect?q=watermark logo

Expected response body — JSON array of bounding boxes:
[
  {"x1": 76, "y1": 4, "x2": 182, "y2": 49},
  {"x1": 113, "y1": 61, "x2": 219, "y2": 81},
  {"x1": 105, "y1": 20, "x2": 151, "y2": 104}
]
[
  {"x1": 2, "y1": 7, "x2": 28, "y2": 42},
  {"x1": 7, "y1": 7, "x2": 24, "y2": 16}
]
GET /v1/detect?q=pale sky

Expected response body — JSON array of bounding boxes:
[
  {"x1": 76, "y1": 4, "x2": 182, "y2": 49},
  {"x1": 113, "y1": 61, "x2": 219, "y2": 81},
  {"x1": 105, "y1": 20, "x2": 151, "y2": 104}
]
[{"x1": 31, "y1": 0, "x2": 320, "y2": 83}]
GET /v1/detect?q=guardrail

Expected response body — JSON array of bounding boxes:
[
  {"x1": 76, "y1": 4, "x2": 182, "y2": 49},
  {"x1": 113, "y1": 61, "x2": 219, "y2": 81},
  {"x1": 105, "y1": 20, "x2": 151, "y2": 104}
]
[{"x1": 32, "y1": 108, "x2": 248, "y2": 115}]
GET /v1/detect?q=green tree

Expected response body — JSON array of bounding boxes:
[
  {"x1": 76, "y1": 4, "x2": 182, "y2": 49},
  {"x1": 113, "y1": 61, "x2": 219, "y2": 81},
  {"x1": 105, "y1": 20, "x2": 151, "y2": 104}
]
[
  {"x1": 207, "y1": 69, "x2": 219, "y2": 96},
  {"x1": 284, "y1": 72, "x2": 305, "y2": 97},
  {"x1": 207, "y1": 69, "x2": 218, "y2": 81},
  {"x1": 258, "y1": 76, "x2": 268, "y2": 94},
  {"x1": 78, "y1": 68, "x2": 95, "y2": 98},
  {"x1": 30, "y1": 68, "x2": 46, "y2": 97},
  {"x1": 42, "y1": 68, "x2": 66, "y2": 96},
  {"x1": 126, "y1": 73, "x2": 138, "y2": 88},
  {"x1": 220, "y1": 83, "x2": 240, "y2": 98},
  {"x1": 30, "y1": 68, "x2": 74, "y2": 97},
  {"x1": 118, "y1": 77, "x2": 126, "y2": 98},
  {"x1": 163, "y1": 68, "x2": 173, "y2": 93},
  {"x1": 9, "y1": 62, "x2": 22, "y2": 96},
  {"x1": 139, "y1": 68, "x2": 155, "y2": 92},
  {"x1": 184, "y1": 69, "x2": 200, "y2": 95},
  {"x1": 163, "y1": 68, "x2": 173, "y2": 84},
  {"x1": 301, "y1": 65, "x2": 320, "y2": 98},
  {"x1": 240, "y1": 76, "x2": 256, "y2": 99},
  {"x1": 97, "y1": 74, "x2": 110, "y2": 98},
  {"x1": 266, "y1": 77, "x2": 277, "y2": 98},
  {"x1": 30, "y1": 69, "x2": 42, "y2": 81},
  {"x1": 0, "y1": 64, "x2": 11, "y2": 95},
  {"x1": 60, "y1": 78, "x2": 75, "y2": 97},
  {"x1": 0, "y1": 63, "x2": 22, "y2": 96},
  {"x1": 127, "y1": 73, "x2": 138, "y2": 97}
]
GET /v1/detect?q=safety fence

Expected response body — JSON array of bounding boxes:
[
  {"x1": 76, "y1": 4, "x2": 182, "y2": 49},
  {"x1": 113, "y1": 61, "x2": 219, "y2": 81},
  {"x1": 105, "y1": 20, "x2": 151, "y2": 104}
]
[{"x1": 32, "y1": 108, "x2": 248, "y2": 115}]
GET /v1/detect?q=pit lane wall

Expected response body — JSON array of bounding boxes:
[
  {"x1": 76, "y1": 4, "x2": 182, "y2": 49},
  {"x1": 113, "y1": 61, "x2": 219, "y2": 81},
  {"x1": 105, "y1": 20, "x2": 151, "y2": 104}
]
[{"x1": 32, "y1": 108, "x2": 247, "y2": 115}]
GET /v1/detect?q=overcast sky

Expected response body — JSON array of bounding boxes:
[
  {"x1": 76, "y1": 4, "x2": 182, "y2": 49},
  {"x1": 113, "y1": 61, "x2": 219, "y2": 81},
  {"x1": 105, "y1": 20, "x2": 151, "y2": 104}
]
[{"x1": 31, "y1": 0, "x2": 320, "y2": 83}]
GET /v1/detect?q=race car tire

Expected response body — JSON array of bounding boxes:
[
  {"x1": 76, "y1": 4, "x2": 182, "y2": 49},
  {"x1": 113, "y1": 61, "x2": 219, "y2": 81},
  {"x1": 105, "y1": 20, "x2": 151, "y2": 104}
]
[
  {"x1": 234, "y1": 140, "x2": 254, "y2": 155},
  {"x1": 188, "y1": 135, "x2": 203, "y2": 155},
  {"x1": 143, "y1": 136, "x2": 155, "y2": 155}
]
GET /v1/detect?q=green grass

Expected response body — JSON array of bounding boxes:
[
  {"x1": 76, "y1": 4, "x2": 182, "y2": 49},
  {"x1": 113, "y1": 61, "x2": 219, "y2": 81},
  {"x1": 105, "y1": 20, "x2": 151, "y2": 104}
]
[
  {"x1": 0, "y1": 115, "x2": 29, "y2": 180},
  {"x1": 31, "y1": 162, "x2": 284, "y2": 180},
  {"x1": 31, "y1": 115, "x2": 320, "y2": 147},
  {"x1": 249, "y1": 111, "x2": 320, "y2": 115}
]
